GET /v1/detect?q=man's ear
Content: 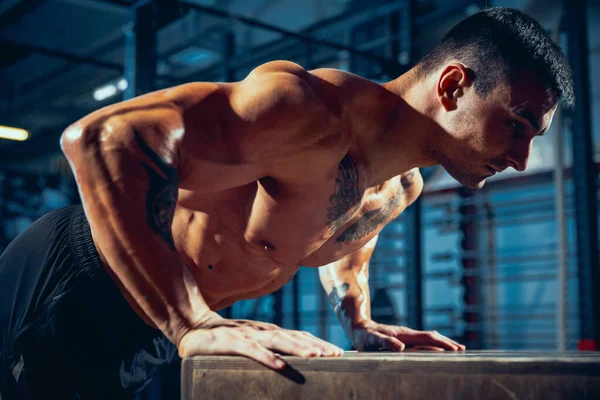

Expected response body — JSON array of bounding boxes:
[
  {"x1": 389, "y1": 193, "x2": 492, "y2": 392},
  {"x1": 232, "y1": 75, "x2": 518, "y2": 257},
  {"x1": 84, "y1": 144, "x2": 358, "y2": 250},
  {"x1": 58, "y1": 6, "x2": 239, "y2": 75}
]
[{"x1": 437, "y1": 63, "x2": 471, "y2": 111}]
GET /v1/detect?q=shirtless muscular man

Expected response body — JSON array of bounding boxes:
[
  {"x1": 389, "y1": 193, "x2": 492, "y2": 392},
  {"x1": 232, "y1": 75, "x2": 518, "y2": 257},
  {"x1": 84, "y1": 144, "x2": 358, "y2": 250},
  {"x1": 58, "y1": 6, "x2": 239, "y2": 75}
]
[{"x1": 0, "y1": 7, "x2": 574, "y2": 399}]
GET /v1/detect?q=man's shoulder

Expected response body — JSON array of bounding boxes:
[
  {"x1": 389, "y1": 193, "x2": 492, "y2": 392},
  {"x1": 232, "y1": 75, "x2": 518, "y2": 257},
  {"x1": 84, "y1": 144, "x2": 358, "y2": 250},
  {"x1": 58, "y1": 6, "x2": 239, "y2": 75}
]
[
  {"x1": 248, "y1": 60, "x2": 354, "y2": 81},
  {"x1": 310, "y1": 67, "x2": 380, "y2": 90},
  {"x1": 245, "y1": 61, "x2": 379, "y2": 98},
  {"x1": 247, "y1": 60, "x2": 311, "y2": 78}
]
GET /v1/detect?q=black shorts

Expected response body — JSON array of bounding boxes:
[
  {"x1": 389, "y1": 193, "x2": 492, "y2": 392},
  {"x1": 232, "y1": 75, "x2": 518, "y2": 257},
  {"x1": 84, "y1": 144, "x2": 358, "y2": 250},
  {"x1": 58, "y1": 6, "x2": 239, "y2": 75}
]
[{"x1": 0, "y1": 206, "x2": 180, "y2": 399}]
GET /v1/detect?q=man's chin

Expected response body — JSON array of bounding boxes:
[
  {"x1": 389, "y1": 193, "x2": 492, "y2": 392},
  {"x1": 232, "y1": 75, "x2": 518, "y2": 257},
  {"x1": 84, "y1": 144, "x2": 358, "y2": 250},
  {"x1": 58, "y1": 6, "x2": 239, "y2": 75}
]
[
  {"x1": 461, "y1": 178, "x2": 486, "y2": 190},
  {"x1": 445, "y1": 167, "x2": 487, "y2": 190}
]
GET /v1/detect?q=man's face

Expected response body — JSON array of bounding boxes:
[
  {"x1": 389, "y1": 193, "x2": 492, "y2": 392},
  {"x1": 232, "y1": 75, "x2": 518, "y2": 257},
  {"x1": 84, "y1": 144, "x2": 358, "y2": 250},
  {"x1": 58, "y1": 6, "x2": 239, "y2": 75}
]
[{"x1": 437, "y1": 70, "x2": 557, "y2": 190}]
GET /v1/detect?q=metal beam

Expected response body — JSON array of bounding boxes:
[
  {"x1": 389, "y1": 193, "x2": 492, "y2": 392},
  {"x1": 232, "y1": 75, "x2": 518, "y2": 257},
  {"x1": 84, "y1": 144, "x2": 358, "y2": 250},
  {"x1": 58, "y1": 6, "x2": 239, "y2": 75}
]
[
  {"x1": 0, "y1": 39, "x2": 123, "y2": 72},
  {"x1": 459, "y1": 188, "x2": 482, "y2": 349},
  {"x1": 58, "y1": 0, "x2": 131, "y2": 15},
  {"x1": 403, "y1": 0, "x2": 423, "y2": 331},
  {"x1": 292, "y1": 274, "x2": 300, "y2": 330},
  {"x1": 0, "y1": 0, "x2": 46, "y2": 29},
  {"x1": 9, "y1": 0, "x2": 400, "y2": 118},
  {"x1": 273, "y1": 288, "x2": 284, "y2": 327},
  {"x1": 220, "y1": 31, "x2": 235, "y2": 82},
  {"x1": 405, "y1": 202, "x2": 423, "y2": 330},
  {"x1": 179, "y1": 1, "x2": 399, "y2": 73},
  {"x1": 563, "y1": 0, "x2": 600, "y2": 351},
  {"x1": 123, "y1": 1, "x2": 157, "y2": 99},
  {"x1": 97, "y1": 0, "x2": 136, "y2": 6}
]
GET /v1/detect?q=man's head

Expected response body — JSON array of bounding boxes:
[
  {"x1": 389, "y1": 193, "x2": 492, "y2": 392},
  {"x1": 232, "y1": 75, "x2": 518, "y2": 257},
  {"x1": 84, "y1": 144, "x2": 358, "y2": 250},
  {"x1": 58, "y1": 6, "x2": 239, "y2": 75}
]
[{"x1": 415, "y1": 7, "x2": 574, "y2": 190}]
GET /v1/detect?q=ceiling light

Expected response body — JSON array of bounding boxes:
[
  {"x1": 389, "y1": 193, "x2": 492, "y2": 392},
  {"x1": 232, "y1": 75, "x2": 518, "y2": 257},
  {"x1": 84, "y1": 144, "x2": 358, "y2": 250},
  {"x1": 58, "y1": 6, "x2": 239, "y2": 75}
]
[
  {"x1": 0, "y1": 126, "x2": 29, "y2": 141},
  {"x1": 168, "y1": 46, "x2": 218, "y2": 68},
  {"x1": 117, "y1": 79, "x2": 128, "y2": 91},
  {"x1": 93, "y1": 84, "x2": 118, "y2": 101}
]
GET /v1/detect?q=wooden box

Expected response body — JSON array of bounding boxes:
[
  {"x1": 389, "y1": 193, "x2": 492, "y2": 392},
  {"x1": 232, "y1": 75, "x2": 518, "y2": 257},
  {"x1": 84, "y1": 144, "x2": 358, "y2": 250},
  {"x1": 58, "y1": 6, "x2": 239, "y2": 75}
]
[{"x1": 182, "y1": 351, "x2": 600, "y2": 399}]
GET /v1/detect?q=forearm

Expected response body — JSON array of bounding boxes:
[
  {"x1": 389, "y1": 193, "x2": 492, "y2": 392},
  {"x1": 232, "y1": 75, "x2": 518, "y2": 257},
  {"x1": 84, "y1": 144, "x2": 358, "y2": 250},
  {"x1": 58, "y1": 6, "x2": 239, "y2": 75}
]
[
  {"x1": 86, "y1": 200, "x2": 213, "y2": 344},
  {"x1": 319, "y1": 260, "x2": 372, "y2": 338},
  {"x1": 63, "y1": 123, "x2": 213, "y2": 346}
]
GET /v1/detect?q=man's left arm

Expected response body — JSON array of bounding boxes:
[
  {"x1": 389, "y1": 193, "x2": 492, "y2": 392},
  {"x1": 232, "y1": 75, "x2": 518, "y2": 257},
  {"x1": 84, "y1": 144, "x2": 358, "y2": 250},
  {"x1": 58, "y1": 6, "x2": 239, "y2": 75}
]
[{"x1": 319, "y1": 235, "x2": 465, "y2": 351}]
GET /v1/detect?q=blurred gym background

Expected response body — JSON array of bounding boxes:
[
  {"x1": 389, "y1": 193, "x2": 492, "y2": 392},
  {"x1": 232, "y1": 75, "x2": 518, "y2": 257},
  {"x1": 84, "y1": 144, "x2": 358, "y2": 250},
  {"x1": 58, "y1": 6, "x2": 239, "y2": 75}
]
[{"x1": 0, "y1": 0, "x2": 598, "y2": 354}]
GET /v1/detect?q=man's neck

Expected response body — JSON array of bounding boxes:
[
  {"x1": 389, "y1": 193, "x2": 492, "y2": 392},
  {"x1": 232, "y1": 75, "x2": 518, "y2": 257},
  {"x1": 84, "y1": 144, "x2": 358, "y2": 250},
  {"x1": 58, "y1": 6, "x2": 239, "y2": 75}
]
[{"x1": 355, "y1": 69, "x2": 441, "y2": 187}]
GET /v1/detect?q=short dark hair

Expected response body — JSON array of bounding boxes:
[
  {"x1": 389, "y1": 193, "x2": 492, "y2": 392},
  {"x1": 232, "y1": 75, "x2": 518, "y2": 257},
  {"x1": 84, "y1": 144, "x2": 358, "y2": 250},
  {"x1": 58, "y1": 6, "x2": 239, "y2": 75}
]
[{"x1": 415, "y1": 7, "x2": 574, "y2": 107}]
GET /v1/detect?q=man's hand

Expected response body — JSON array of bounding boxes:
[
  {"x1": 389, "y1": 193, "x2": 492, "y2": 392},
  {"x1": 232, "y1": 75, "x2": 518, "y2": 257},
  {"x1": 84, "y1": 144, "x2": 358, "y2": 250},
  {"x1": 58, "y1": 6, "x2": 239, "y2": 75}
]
[
  {"x1": 178, "y1": 312, "x2": 344, "y2": 370},
  {"x1": 350, "y1": 320, "x2": 466, "y2": 352}
]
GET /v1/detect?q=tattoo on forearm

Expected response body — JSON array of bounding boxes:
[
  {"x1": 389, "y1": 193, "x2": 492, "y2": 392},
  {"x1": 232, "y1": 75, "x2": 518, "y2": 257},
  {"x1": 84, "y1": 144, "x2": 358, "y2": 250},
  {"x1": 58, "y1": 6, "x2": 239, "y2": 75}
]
[
  {"x1": 326, "y1": 155, "x2": 362, "y2": 231},
  {"x1": 134, "y1": 131, "x2": 178, "y2": 250},
  {"x1": 336, "y1": 185, "x2": 403, "y2": 243},
  {"x1": 328, "y1": 283, "x2": 350, "y2": 311}
]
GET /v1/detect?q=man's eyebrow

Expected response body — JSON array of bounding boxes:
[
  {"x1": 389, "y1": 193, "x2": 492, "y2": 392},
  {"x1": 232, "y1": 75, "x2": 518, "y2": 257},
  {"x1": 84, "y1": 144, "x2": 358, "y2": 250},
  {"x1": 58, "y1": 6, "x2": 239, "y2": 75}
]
[{"x1": 515, "y1": 108, "x2": 542, "y2": 133}]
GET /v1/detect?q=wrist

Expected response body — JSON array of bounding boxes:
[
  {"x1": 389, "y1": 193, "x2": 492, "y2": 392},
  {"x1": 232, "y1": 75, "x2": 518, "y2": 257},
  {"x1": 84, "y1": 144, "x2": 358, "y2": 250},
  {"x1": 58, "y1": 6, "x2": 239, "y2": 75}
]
[
  {"x1": 177, "y1": 310, "x2": 223, "y2": 349},
  {"x1": 346, "y1": 319, "x2": 377, "y2": 350},
  {"x1": 193, "y1": 310, "x2": 224, "y2": 328},
  {"x1": 340, "y1": 318, "x2": 375, "y2": 341},
  {"x1": 351, "y1": 318, "x2": 376, "y2": 331}
]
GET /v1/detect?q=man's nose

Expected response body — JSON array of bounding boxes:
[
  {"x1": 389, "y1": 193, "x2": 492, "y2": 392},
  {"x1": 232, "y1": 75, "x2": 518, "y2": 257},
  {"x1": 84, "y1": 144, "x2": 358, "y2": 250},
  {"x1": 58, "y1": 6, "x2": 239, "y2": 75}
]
[{"x1": 507, "y1": 140, "x2": 533, "y2": 172}]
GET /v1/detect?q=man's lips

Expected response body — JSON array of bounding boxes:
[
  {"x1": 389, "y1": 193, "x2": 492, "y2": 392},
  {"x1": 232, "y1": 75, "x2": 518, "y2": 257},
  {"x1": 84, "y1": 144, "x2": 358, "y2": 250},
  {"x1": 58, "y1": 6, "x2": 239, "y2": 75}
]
[
  {"x1": 485, "y1": 166, "x2": 497, "y2": 176},
  {"x1": 487, "y1": 165, "x2": 508, "y2": 174}
]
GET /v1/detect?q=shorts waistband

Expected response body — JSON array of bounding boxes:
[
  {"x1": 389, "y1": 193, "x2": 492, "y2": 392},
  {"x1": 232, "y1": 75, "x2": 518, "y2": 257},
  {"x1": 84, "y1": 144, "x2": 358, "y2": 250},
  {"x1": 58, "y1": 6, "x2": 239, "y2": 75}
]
[{"x1": 67, "y1": 205, "x2": 105, "y2": 282}]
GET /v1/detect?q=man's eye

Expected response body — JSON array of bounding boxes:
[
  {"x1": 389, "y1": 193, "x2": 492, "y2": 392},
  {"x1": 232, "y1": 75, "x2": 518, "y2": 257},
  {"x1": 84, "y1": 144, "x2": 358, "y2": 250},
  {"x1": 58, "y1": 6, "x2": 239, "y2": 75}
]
[{"x1": 511, "y1": 121, "x2": 525, "y2": 138}]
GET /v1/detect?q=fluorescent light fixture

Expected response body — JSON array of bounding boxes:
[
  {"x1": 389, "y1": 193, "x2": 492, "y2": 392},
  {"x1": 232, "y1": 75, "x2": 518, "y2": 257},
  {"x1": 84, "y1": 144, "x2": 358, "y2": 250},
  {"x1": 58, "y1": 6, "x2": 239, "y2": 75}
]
[
  {"x1": 93, "y1": 84, "x2": 118, "y2": 101},
  {"x1": 168, "y1": 46, "x2": 218, "y2": 68},
  {"x1": 117, "y1": 78, "x2": 128, "y2": 91},
  {"x1": 465, "y1": 4, "x2": 481, "y2": 16},
  {"x1": 0, "y1": 126, "x2": 29, "y2": 141}
]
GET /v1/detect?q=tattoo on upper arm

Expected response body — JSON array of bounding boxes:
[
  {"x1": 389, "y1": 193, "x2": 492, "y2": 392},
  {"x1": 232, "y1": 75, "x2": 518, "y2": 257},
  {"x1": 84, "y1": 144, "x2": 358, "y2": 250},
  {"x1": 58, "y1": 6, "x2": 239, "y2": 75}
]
[
  {"x1": 335, "y1": 171, "x2": 418, "y2": 243},
  {"x1": 328, "y1": 283, "x2": 350, "y2": 311},
  {"x1": 326, "y1": 155, "x2": 362, "y2": 231},
  {"x1": 336, "y1": 186, "x2": 403, "y2": 243},
  {"x1": 134, "y1": 131, "x2": 179, "y2": 250},
  {"x1": 400, "y1": 170, "x2": 416, "y2": 188}
]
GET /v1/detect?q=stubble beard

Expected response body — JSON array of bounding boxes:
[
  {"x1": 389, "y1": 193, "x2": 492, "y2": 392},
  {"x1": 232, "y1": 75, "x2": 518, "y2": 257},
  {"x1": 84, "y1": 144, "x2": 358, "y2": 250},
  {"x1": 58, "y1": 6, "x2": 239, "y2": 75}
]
[
  {"x1": 429, "y1": 123, "x2": 486, "y2": 190},
  {"x1": 438, "y1": 152, "x2": 486, "y2": 190}
]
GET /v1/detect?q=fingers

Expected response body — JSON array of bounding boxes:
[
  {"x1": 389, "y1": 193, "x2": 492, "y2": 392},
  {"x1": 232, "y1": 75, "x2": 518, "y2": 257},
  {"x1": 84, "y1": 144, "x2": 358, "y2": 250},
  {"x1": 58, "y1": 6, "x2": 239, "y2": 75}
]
[
  {"x1": 233, "y1": 339, "x2": 287, "y2": 370},
  {"x1": 208, "y1": 328, "x2": 288, "y2": 370},
  {"x1": 295, "y1": 331, "x2": 344, "y2": 356},
  {"x1": 409, "y1": 331, "x2": 463, "y2": 351},
  {"x1": 178, "y1": 328, "x2": 286, "y2": 370},
  {"x1": 226, "y1": 320, "x2": 344, "y2": 355},
  {"x1": 422, "y1": 331, "x2": 457, "y2": 351},
  {"x1": 384, "y1": 336, "x2": 405, "y2": 352},
  {"x1": 219, "y1": 322, "x2": 344, "y2": 358},
  {"x1": 448, "y1": 339, "x2": 466, "y2": 351},
  {"x1": 263, "y1": 330, "x2": 321, "y2": 357},
  {"x1": 255, "y1": 330, "x2": 343, "y2": 358},
  {"x1": 178, "y1": 325, "x2": 345, "y2": 372},
  {"x1": 404, "y1": 345, "x2": 445, "y2": 352},
  {"x1": 364, "y1": 329, "x2": 465, "y2": 352},
  {"x1": 383, "y1": 327, "x2": 465, "y2": 351},
  {"x1": 429, "y1": 331, "x2": 466, "y2": 351},
  {"x1": 365, "y1": 331, "x2": 405, "y2": 352}
]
